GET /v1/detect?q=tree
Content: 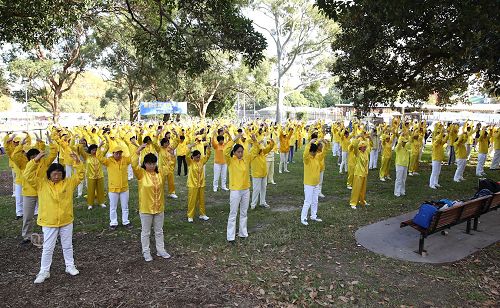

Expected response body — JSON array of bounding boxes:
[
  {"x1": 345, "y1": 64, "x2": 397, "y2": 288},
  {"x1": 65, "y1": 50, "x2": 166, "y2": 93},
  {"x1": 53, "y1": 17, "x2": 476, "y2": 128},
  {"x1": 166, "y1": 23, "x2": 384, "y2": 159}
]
[
  {"x1": 251, "y1": 0, "x2": 339, "y2": 122},
  {"x1": 316, "y1": 0, "x2": 500, "y2": 112}
]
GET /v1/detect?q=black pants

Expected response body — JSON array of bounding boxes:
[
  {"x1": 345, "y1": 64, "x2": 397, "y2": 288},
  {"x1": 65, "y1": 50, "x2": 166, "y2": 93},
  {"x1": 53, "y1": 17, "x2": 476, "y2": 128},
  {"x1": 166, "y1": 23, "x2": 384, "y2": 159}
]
[
  {"x1": 177, "y1": 156, "x2": 187, "y2": 175},
  {"x1": 448, "y1": 146, "x2": 455, "y2": 165}
]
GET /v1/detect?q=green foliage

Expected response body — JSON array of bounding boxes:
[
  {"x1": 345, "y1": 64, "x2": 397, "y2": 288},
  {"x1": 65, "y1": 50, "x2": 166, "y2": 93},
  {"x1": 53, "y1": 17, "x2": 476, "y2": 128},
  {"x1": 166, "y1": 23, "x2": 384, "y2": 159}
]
[
  {"x1": 0, "y1": 95, "x2": 11, "y2": 111},
  {"x1": 285, "y1": 91, "x2": 309, "y2": 107},
  {"x1": 301, "y1": 83, "x2": 325, "y2": 108},
  {"x1": 316, "y1": 0, "x2": 500, "y2": 112}
]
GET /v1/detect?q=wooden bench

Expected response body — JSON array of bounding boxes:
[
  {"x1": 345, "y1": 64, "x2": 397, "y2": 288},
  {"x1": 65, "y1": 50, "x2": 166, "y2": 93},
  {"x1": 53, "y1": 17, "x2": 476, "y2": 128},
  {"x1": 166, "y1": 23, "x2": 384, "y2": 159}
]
[
  {"x1": 400, "y1": 195, "x2": 492, "y2": 255},
  {"x1": 473, "y1": 192, "x2": 500, "y2": 231}
]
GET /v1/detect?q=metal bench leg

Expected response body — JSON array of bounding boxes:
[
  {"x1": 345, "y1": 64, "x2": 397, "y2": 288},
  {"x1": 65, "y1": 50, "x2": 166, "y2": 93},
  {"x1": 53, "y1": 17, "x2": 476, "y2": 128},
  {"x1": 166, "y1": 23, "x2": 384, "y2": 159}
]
[
  {"x1": 418, "y1": 235, "x2": 426, "y2": 255},
  {"x1": 473, "y1": 217, "x2": 479, "y2": 231},
  {"x1": 466, "y1": 220, "x2": 471, "y2": 234}
]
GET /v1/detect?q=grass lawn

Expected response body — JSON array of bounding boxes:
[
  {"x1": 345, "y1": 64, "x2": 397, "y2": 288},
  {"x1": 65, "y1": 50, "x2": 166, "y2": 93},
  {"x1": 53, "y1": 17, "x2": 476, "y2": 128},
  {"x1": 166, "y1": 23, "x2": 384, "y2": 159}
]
[{"x1": 0, "y1": 146, "x2": 498, "y2": 306}]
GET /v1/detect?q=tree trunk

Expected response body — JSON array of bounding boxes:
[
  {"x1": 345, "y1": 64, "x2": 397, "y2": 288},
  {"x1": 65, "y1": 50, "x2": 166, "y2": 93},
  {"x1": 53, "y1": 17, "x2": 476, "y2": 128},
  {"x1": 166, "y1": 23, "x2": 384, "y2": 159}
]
[
  {"x1": 276, "y1": 81, "x2": 284, "y2": 123},
  {"x1": 52, "y1": 91, "x2": 61, "y2": 124},
  {"x1": 162, "y1": 113, "x2": 171, "y2": 122}
]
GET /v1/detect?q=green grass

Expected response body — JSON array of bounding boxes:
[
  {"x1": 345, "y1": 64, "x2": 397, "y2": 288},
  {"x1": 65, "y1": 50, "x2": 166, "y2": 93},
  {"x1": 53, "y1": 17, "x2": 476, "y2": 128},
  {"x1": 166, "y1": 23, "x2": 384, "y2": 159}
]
[
  {"x1": 0, "y1": 154, "x2": 8, "y2": 172},
  {"x1": 0, "y1": 145, "x2": 499, "y2": 306}
]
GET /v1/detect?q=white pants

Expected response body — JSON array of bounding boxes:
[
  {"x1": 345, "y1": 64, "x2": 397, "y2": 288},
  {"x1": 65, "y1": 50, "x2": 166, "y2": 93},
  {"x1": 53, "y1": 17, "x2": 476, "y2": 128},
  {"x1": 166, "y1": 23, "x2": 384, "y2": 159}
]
[
  {"x1": 140, "y1": 212, "x2": 166, "y2": 255},
  {"x1": 15, "y1": 184, "x2": 23, "y2": 216},
  {"x1": 266, "y1": 161, "x2": 275, "y2": 183},
  {"x1": 12, "y1": 169, "x2": 16, "y2": 196},
  {"x1": 454, "y1": 159, "x2": 467, "y2": 181},
  {"x1": 369, "y1": 149, "x2": 378, "y2": 169},
  {"x1": 227, "y1": 189, "x2": 250, "y2": 241},
  {"x1": 65, "y1": 165, "x2": 73, "y2": 177},
  {"x1": 213, "y1": 163, "x2": 227, "y2": 190},
  {"x1": 394, "y1": 165, "x2": 408, "y2": 196},
  {"x1": 77, "y1": 178, "x2": 86, "y2": 197},
  {"x1": 429, "y1": 160, "x2": 442, "y2": 187},
  {"x1": 128, "y1": 165, "x2": 134, "y2": 180},
  {"x1": 466, "y1": 144, "x2": 471, "y2": 159},
  {"x1": 476, "y1": 153, "x2": 487, "y2": 175},
  {"x1": 491, "y1": 149, "x2": 500, "y2": 169},
  {"x1": 279, "y1": 153, "x2": 289, "y2": 172},
  {"x1": 318, "y1": 171, "x2": 324, "y2": 194},
  {"x1": 301, "y1": 184, "x2": 320, "y2": 222},
  {"x1": 109, "y1": 191, "x2": 130, "y2": 226},
  {"x1": 251, "y1": 177, "x2": 267, "y2": 207},
  {"x1": 332, "y1": 142, "x2": 340, "y2": 157},
  {"x1": 339, "y1": 151, "x2": 348, "y2": 173},
  {"x1": 40, "y1": 223, "x2": 74, "y2": 272}
]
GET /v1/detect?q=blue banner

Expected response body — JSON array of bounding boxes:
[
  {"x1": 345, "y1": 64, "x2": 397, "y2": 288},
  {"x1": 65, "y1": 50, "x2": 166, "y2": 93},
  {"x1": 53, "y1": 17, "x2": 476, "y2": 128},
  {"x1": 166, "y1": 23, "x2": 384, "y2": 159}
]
[{"x1": 139, "y1": 101, "x2": 188, "y2": 115}]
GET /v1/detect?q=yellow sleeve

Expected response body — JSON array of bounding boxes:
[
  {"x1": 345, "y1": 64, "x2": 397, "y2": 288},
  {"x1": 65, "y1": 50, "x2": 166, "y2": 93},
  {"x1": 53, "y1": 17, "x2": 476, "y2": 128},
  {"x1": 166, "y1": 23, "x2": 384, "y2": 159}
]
[
  {"x1": 131, "y1": 152, "x2": 144, "y2": 180},
  {"x1": 23, "y1": 160, "x2": 41, "y2": 190},
  {"x1": 202, "y1": 148, "x2": 211, "y2": 165},
  {"x1": 69, "y1": 162, "x2": 85, "y2": 190}
]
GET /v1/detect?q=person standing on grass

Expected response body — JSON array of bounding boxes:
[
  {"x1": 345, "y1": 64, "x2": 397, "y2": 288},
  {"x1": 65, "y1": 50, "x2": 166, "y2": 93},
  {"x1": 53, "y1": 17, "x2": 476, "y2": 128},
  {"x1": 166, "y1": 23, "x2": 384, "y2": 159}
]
[
  {"x1": 490, "y1": 126, "x2": 500, "y2": 170},
  {"x1": 24, "y1": 151, "x2": 84, "y2": 284},
  {"x1": 4, "y1": 134, "x2": 25, "y2": 219},
  {"x1": 155, "y1": 136, "x2": 179, "y2": 199},
  {"x1": 131, "y1": 144, "x2": 171, "y2": 262},
  {"x1": 212, "y1": 128, "x2": 229, "y2": 192},
  {"x1": 453, "y1": 134, "x2": 468, "y2": 182},
  {"x1": 379, "y1": 133, "x2": 394, "y2": 181},
  {"x1": 278, "y1": 127, "x2": 292, "y2": 173},
  {"x1": 265, "y1": 135, "x2": 277, "y2": 185},
  {"x1": 394, "y1": 136, "x2": 411, "y2": 197},
  {"x1": 176, "y1": 135, "x2": 189, "y2": 176},
  {"x1": 339, "y1": 129, "x2": 350, "y2": 174},
  {"x1": 349, "y1": 140, "x2": 370, "y2": 209},
  {"x1": 476, "y1": 129, "x2": 489, "y2": 176},
  {"x1": 225, "y1": 133, "x2": 251, "y2": 243},
  {"x1": 250, "y1": 134, "x2": 275, "y2": 209},
  {"x1": 429, "y1": 131, "x2": 448, "y2": 189},
  {"x1": 186, "y1": 143, "x2": 212, "y2": 223},
  {"x1": 368, "y1": 128, "x2": 380, "y2": 170},
  {"x1": 408, "y1": 132, "x2": 422, "y2": 176},
  {"x1": 78, "y1": 141, "x2": 106, "y2": 210},
  {"x1": 301, "y1": 138, "x2": 327, "y2": 225},
  {"x1": 98, "y1": 144, "x2": 132, "y2": 230},
  {"x1": 317, "y1": 137, "x2": 330, "y2": 198}
]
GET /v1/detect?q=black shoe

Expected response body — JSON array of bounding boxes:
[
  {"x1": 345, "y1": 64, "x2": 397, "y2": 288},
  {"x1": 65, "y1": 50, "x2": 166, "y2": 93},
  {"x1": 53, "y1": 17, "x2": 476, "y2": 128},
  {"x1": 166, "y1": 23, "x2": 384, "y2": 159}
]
[
  {"x1": 124, "y1": 223, "x2": 133, "y2": 229},
  {"x1": 109, "y1": 225, "x2": 118, "y2": 231},
  {"x1": 20, "y1": 239, "x2": 31, "y2": 245},
  {"x1": 228, "y1": 240, "x2": 235, "y2": 245},
  {"x1": 16, "y1": 215, "x2": 22, "y2": 220}
]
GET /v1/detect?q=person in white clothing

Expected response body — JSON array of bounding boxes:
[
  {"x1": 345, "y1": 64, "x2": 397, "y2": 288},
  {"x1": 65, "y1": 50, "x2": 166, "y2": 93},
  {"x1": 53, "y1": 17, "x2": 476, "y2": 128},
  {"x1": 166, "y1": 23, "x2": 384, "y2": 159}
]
[{"x1": 394, "y1": 137, "x2": 411, "y2": 197}]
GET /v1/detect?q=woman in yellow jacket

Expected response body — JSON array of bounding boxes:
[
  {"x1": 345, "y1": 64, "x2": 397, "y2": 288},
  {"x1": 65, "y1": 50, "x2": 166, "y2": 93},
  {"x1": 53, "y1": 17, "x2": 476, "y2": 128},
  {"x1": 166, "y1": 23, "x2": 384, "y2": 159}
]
[
  {"x1": 250, "y1": 135, "x2": 274, "y2": 209},
  {"x1": 301, "y1": 138, "x2": 326, "y2": 225},
  {"x1": 225, "y1": 133, "x2": 251, "y2": 243},
  {"x1": 346, "y1": 138, "x2": 357, "y2": 189},
  {"x1": 429, "y1": 132, "x2": 448, "y2": 189},
  {"x1": 24, "y1": 151, "x2": 84, "y2": 284},
  {"x1": 349, "y1": 140, "x2": 370, "y2": 209},
  {"x1": 394, "y1": 136, "x2": 411, "y2": 197},
  {"x1": 317, "y1": 137, "x2": 330, "y2": 198},
  {"x1": 453, "y1": 134, "x2": 468, "y2": 182},
  {"x1": 379, "y1": 133, "x2": 394, "y2": 181},
  {"x1": 155, "y1": 137, "x2": 178, "y2": 198},
  {"x1": 408, "y1": 132, "x2": 422, "y2": 176},
  {"x1": 186, "y1": 143, "x2": 212, "y2": 223},
  {"x1": 476, "y1": 129, "x2": 489, "y2": 176},
  {"x1": 131, "y1": 144, "x2": 171, "y2": 262},
  {"x1": 491, "y1": 127, "x2": 500, "y2": 170},
  {"x1": 78, "y1": 141, "x2": 106, "y2": 210}
]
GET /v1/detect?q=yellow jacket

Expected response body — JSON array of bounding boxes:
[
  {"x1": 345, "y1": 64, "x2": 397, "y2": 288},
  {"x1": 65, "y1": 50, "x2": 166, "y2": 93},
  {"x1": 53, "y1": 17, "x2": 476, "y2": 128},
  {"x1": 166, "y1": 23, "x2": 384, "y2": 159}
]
[
  {"x1": 303, "y1": 143, "x2": 325, "y2": 186},
  {"x1": 353, "y1": 145, "x2": 370, "y2": 177},
  {"x1": 380, "y1": 135, "x2": 394, "y2": 158},
  {"x1": 186, "y1": 148, "x2": 211, "y2": 188},
  {"x1": 395, "y1": 139, "x2": 411, "y2": 167},
  {"x1": 454, "y1": 134, "x2": 467, "y2": 159},
  {"x1": 250, "y1": 140, "x2": 274, "y2": 178},
  {"x1": 431, "y1": 134, "x2": 448, "y2": 162},
  {"x1": 477, "y1": 130, "x2": 489, "y2": 154},
  {"x1": 24, "y1": 160, "x2": 84, "y2": 227},
  {"x1": 79, "y1": 146, "x2": 104, "y2": 179},
  {"x1": 225, "y1": 141, "x2": 251, "y2": 190},
  {"x1": 98, "y1": 146, "x2": 131, "y2": 192},
  {"x1": 176, "y1": 139, "x2": 189, "y2": 156},
  {"x1": 131, "y1": 152, "x2": 167, "y2": 214}
]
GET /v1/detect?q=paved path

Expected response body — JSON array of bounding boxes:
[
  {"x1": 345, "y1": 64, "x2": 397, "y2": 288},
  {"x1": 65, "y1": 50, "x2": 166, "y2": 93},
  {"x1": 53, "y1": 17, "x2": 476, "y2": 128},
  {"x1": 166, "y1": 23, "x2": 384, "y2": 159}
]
[{"x1": 355, "y1": 209, "x2": 500, "y2": 263}]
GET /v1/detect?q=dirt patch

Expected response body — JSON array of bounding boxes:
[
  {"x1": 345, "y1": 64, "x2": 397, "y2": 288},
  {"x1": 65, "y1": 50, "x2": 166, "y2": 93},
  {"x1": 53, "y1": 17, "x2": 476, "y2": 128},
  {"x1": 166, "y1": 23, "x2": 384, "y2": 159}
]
[
  {"x1": 0, "y1": 233, "x2": 263, "y2": 307},
  {"x1": 0, "y1": 171, "x2": 12, "y2": 196},
  {"x1": 270, "y1": 206, "x2": 299, "y2": 213}
]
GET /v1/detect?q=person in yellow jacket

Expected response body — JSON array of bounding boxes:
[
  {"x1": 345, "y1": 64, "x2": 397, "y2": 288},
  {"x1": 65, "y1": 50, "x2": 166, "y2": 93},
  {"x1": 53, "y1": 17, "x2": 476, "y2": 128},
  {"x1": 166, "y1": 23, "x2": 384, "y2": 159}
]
[
  {"x1": 453, "y1": 134, "x2": 468, "y2": 182},
  {"x1": 490, "y1": 127, "x2": 500, "y2": 170},
  {"x1": 78, "y1": 141, "x2": 106, "y2": 210},
  {"x1": 24, "y1": 151, "x2": 84, "y2": 284},
  {"x1": 476, "y1": 129, "x2": 489, "y2": 176},
  {"x1": 131, "y1": 144, "x2": 171, "y2": 262},
  {"x1": 176, "y1": 134, "x2": 189, "y2": 176},
  {"x1": 212, "y1": 129, "x2": 229, "y2": 192},
  {"x1": 349, "y1": 140, "x2": 370, "y2": 209},
  {"x1": 346, "y1": 138, "x2": 357, "y2": 189},
  {"x1": 379, "y1": 134, "x2": 394, "y2": 181},
  {"x1": 300, "y1": 138, "x2": 326, "y2": 225},
  {"x1": 224, "y1": 133, "x2": 251, "y2": 243},
  {"x1": 339, "y1": 129, "x2": 350, "y2": 174},
  {"x1": 429, "y1": 131, "x2": 448, "y2": 189},
  {"x1": 4, "y1": 133, "x2": 27, "y2": 218},
  {"x1": 250, "y1": 135, "x2": 275, "y2": 209},
  {"x1": 394, "y1": 136, "x2": 411, "y2": 197},
  {"x1": 278, "y1": 128, "x2": 292, "y2": 173},
  {"x1": 317, "y1": 137, "x2": 330, "y2": 198},
  {"x1": 98, "y1": 144, "x2": 132, "y2": 230},
  {"x1": 155, "y1": 137, "x2": 178, "y2": 198},
  {"x1": 408, "y1": 133, "x2": 422, "y2": 176},
  {"x1": 186, "y1": 143, "x2": 212, "y2": 222}
]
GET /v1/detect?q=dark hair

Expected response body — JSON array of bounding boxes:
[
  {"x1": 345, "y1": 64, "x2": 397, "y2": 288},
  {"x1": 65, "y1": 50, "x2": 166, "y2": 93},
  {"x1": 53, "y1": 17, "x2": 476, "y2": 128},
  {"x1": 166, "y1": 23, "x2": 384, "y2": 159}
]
[
  {"x1": 309, "y1": 143, "x2": 318, "y2": 153},
  {"x1": 143, "y1": 136, "x2": 152, "y2": 144},
  {"x1": 141, "y1": 153, "x2": 159, "y2": 173},
  {"x1": 87, "y1": 144, "x2": 98, "y2": 153},
  {"x1": 26, "y1": 148, "x2": 40, "y2": 161},
  {"x1": 180, "y1": 135, "x2": 185, "y2": 140},
  {"x1": 191, "y1": 150, "x2": 201, "y2": 158},
  {"x1": 237, "y1": 128, "x2": 243, "y2": 133},
  {"x1": 160, "y1": 137, "x2": 169, "y2": 146},
  {"x1": 311, "y1": 132, "x2": 318, "y2": 139},
  {"x1": 46, "y1": 163, "x2": 66, "y2": 180},
  {"x1": 216, "y1": 135, "x2": 224, "y2": 142},
  {"x1": 231, "y1": 144, "x2": 244, "y2": 157},
  {"x1": 129, "y1": 135, "x2": 136, "y2": 141}
]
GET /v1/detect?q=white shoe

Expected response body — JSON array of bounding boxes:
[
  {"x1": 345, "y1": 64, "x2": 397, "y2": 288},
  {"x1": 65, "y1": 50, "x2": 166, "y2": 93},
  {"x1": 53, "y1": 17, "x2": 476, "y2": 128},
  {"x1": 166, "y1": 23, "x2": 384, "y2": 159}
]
[
  {"x1": 213, "y1": 188, "x2": 217, "y2": 192},
  {"x1": 429, "y1": 186, "x2": 437, "y2": 189},
  {"x1": 77, "y1": 194, "x2": 83, "y2": 198},
  {"x1": 454, "y1": 180, "x2": 460, "y2": 182},
  {"x1": 199, "y1": 215, "x2": 209, "y2": 221},
  {"x1": 347, "y1": 186, "x2": 352, "y2": 190},
  {"x1": 413, "y1": 172, "x2": 419, "y2": 175},
  {"x1": 380, "y1": 178, "x2": 386, "y2": 182},
  {"x1": 128, "y1": 177, "x2": 133, "y2": 180},
  {"x1": 350, "y1": 205, "x2": 357, "y2": 209},
  {"x1": 386, "y1": 176, "x2": 392, "y2": 180},
  {"x1": 144, "y1": 252, "x2": 153, "y2": 262},
  {"x1": 87, "y1": 206, "x2": 93, "y2": 210},
  {"x1": 34, "y1": 271, "x2": 50, "y2": 284},
  {"x1": 311, "y1": 217, "x2": 322, "y2": 222},
  {"x1": 301, "y1": 220, "x2": 309, "y2": 226},
  {"x1": 460, "y1": 177, "x2": 465, "y2": 181},
  {"x1": 364, "y1": 203, "x2": 370, "y2": 206},
  {"x1": 279, "y1": 170, "x2": 282, "y2": 174},
  {"x1": 260, "y1": 203, "x2": 270, "y2": 208},
  {"x1": 157, "y1": 252, "x2": 171, "y2": 259},
  {"x1": 169, "y1": 194, "x2": 178, "y2": 199},
  {"x1": 222, "y1": 187, "x2": 229, "y2": 191},
  {"x1": 408, "y1": 172, "x2": 413, "y2": 176},
  {"x1": 250, "y1": 205, "x2": 256, "y2": 210},
  {"x1": 284, "y1": 170, "x2": 290, "y2": 173},
  {"x1": 100, "y1": 204, "x2": 106, "y2": 208},
  {"x1": 395, "y1": 194, "x2": 401, "y2": 197},
  {"x1": 187, "y1": 218, "x2": 193, "y2": 223},
  {"x1": 319, "y1": 193, "x2": 325, "y2": 198},
  {"x1": 270, "y1": 182, "x2": 276, "y2": 185},
  {"x1": 65, "y1": 266, "x2": 79, "y2": 276},
  {"x1": 435, "y1": 184, "x2": 442, "y2": 188}
]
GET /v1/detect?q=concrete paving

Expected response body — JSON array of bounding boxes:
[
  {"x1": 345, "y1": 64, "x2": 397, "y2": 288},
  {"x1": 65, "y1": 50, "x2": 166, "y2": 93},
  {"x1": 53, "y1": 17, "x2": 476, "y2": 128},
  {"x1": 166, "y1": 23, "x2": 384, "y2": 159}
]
[{"x1": 355, "y1": 209, "x2": 500, "y2": 263}]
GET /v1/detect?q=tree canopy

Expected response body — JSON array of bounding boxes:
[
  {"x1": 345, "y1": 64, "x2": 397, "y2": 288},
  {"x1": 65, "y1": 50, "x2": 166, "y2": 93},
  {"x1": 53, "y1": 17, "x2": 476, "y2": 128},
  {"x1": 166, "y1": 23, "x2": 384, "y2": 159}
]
[{"x1": 317, "y1": 0, "x2": 500, "y2": 111}]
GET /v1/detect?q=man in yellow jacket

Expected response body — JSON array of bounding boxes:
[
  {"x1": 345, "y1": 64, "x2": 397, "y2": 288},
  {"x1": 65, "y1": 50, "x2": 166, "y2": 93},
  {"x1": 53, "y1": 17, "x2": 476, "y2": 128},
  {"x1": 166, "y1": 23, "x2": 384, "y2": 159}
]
[
  {"x1": 250, "y1": 135, "x2": 274, "y2": 209},
  {"x1": 394, "y1": 136, "x2": 411, "y2": 197},
  {"x1": 24, "y1": 151, "x2": 84, "y2": 284},
  {"x1": 476, "y1": 129, "x2": 489, "y2": 176},
  {"x1": 453, "y1": 134, "x2": 468, "y2": 182},
  {"x1": 301, "y1": 138, "x2": 327, "y2": 225},
  {"x1": 490, "y1": 127, "x2": 500, "y2": 170},
  {"x1": 349, "y1": 140, "x2": 370, "y2": 209},
  {"x1": 429, "y1": 131, "x2": 448, "y2": 189}
]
